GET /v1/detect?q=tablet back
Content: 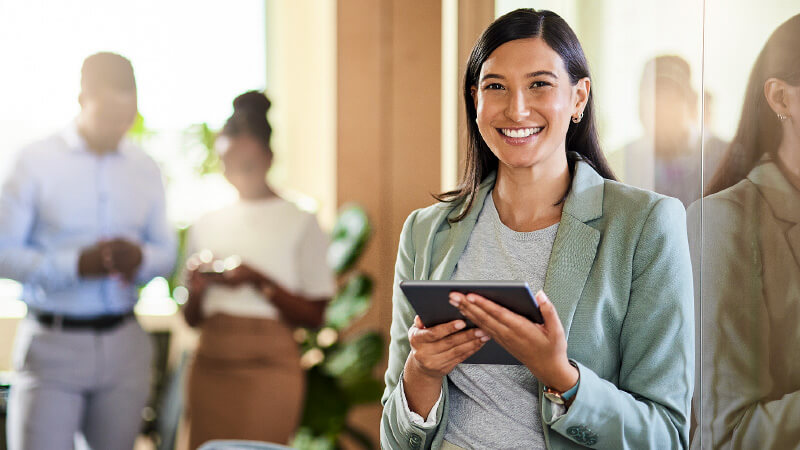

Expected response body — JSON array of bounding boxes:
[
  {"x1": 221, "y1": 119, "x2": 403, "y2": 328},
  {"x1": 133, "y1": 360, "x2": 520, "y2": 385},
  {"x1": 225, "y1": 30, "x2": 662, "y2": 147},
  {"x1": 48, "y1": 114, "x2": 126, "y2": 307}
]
[{"x1": 399, "y1": 280, "x2": 543, "y2": 364}]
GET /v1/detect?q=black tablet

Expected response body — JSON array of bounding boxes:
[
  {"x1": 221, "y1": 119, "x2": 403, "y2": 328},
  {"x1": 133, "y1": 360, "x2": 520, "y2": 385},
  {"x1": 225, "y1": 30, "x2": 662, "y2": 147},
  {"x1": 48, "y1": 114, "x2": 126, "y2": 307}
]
[{"x1": 398, "y1": 280, "x2": 543, "y2": 365}]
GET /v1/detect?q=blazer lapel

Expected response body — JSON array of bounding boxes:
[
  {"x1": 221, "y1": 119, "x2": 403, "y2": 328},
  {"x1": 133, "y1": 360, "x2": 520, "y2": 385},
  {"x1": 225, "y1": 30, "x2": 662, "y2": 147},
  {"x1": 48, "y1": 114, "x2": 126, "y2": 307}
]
[
  {"x1": 748, "y1": 161, "x2": 800, "y2": 268},
  {"x1": 543, "y1": 159, "x2": 604, "y2": 337},
  {"x1": 787, "y1": 225, "x2": 800, "y2": 269},
  {"x1": 542, "y1": 215, "x2": 600, "y2": 337}
]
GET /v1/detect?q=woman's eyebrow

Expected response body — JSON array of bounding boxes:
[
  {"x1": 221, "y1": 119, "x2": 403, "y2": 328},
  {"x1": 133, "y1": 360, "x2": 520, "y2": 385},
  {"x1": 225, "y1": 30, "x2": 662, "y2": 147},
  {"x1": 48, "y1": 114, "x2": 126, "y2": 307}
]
[
  {"x1": 480, "y1": 73, "x2": 505, "y2": 82},
  {"x1": 527, "y1": 70, "x2": 558, "y2": 79},
  {"x1": 480, "y1": 71, "x2": 558, "y2": 83}
]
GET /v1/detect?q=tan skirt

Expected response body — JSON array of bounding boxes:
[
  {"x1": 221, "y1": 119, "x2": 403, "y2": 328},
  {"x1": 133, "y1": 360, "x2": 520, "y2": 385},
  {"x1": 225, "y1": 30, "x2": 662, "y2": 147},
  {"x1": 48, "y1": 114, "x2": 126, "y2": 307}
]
[{"x1": 184, "y1": 314, "x2": 304, "y2": 450}]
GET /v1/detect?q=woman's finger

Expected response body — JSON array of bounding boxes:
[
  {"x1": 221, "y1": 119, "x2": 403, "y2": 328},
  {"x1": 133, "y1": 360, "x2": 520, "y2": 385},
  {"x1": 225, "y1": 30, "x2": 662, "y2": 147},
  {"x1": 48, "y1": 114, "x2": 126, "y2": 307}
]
[
  {"x1": 439, "y1": 334, "x2": 489, "y2": 368},
  {"x1": 455, "y1": 293, "x2": 510, "y2": 337},
  {"x1": 466, "y1": 293, "x2": 528, "y2": 328},
  {"x1": 410, "y1": 318, "x2": 467, "y2": 345},
  {"x1": 431, "y1": 328, "x2": 488, "y2": 354},
  {"x1": 536, "y1": 291, "x2": 564, "y2": 338}
]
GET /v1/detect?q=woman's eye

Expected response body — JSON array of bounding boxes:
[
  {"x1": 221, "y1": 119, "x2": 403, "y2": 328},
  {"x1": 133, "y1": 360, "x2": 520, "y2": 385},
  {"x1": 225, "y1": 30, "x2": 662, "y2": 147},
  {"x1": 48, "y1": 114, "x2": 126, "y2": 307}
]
[
  {"x1": 484, "y1": 83, "x2": 504, "y2": 90},
  {"x1": 530, "y1": 81, "x2": 551, "y2": 88}
]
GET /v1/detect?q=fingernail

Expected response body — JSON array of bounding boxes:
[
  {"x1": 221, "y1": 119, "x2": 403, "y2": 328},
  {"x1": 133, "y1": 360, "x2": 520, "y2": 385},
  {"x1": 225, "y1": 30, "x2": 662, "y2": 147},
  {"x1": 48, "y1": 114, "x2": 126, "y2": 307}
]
[
  {"x1": 536, "y1": 290, "x2": 549, "y2": 303},
  {"x1": 449, "y1": 294, "x2": 461, "y2": 307},
  {"x1": 474, "y1": 329, "x2": 485, "y2": 338},
  {"x1": 480, "y1": 336, "x2": 491, "y2": 342},
  {"x1": 454, "y1": 320, "x2": 466, "y2": 330},
  {"x1": 466, "y1": 294, "x2": 476, "y2": 303}
]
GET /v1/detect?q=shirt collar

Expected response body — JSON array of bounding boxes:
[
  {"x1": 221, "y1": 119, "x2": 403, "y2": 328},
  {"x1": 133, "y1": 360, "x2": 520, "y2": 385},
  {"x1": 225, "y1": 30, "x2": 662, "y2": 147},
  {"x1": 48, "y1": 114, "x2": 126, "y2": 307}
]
[{"x1": 61, "y1": 120, "x2": 132, "y2": 157}]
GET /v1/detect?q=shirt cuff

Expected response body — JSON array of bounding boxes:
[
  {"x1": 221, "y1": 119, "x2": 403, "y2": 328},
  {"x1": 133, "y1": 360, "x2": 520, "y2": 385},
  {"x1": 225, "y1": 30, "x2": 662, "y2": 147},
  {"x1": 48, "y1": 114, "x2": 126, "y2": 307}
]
[
  {"x1": 544, "y1": 366, "x2": 581, "y2": 421},
  {"x1": 47, "y1": 248, "x2": 81, "y2": 288},
  {"x1": 399, "y1": 376, "x2": 443, "y2": 428}
]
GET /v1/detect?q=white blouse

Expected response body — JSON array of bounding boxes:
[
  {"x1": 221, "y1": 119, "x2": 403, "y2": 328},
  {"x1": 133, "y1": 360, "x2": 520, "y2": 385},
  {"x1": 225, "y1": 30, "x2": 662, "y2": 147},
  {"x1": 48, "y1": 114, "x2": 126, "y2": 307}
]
[{"x1": 187, "y1": 197, "x2": 335, "y2": 319}]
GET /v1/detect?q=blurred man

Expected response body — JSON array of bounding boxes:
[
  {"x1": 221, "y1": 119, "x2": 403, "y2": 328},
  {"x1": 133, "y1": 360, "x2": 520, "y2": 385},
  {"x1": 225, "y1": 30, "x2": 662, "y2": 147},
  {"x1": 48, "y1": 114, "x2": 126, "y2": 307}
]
[
  {"x1": 622, "y1": 55, "x2": 727, "y2": 207},
  {"x1": 0, "y1": 52, "x2": 176, "y2": 450}
]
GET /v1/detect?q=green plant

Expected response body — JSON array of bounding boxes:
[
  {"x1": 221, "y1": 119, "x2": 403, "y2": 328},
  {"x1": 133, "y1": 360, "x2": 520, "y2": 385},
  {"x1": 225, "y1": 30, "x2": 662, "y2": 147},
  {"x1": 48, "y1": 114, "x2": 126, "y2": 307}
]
[
  {"x1": 292, "y1": 204, "x2": 384, "y2": 450},
  {"x1": 184, "y1": 122, "x2": 222, "y2": 175},
  {"x1": 128, "y1": 112, "x2": 156, "y2": 145}
]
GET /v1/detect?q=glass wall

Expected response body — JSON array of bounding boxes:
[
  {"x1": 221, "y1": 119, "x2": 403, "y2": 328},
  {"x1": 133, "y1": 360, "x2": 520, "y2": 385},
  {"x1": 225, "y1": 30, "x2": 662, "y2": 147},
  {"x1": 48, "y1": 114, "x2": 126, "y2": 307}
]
[
  {"x1": 698, "y1": 1, "x2": 800, "y2": 448},
  {"x1": 490, "y1": 2, "x2": 800, "y2": 447}
]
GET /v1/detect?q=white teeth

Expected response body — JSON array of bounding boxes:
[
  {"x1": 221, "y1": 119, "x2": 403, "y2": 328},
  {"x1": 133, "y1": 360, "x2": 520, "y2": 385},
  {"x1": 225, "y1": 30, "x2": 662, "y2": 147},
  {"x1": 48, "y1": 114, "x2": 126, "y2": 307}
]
[{"x1": 500, "y1": 127, "x2": 541, "y2": 138}]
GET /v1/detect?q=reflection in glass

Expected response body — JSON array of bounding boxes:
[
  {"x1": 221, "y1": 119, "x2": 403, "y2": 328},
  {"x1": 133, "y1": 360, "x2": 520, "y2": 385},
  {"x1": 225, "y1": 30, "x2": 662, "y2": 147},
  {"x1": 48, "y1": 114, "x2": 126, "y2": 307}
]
[
  {"x1": 690, "y1": 13, "x2": 800, "y2": 449},
  {"x1": 622, "y1": 55, "x2": 726, "y2": 207}
]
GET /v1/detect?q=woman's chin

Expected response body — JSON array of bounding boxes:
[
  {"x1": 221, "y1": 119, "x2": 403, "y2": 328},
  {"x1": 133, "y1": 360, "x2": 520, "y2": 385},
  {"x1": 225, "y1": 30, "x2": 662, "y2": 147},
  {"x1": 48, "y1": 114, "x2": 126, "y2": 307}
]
[
  {"x1": 494, "y1": 145, "x2": 565, "y2": 171},
  {"x1": 496, "y1": 152, "x2": 544, "y2": 170}
]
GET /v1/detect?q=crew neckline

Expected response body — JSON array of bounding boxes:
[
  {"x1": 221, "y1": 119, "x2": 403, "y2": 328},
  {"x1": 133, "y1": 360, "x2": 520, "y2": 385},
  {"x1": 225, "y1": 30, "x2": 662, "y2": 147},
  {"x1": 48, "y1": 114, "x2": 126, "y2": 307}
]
[{"x1": 485, "y1": 191, "x2": 559, "y2": 241}]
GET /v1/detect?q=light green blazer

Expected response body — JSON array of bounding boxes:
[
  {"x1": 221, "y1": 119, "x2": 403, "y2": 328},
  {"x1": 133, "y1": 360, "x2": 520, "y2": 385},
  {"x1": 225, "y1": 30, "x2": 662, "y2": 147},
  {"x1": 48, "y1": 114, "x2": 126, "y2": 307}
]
[
  {"x1": 688, "y1": 161, "x2": 800, "y2": 449},
  {"x1": 380, "y1": 157, "x2": 694, "y2": 449}
]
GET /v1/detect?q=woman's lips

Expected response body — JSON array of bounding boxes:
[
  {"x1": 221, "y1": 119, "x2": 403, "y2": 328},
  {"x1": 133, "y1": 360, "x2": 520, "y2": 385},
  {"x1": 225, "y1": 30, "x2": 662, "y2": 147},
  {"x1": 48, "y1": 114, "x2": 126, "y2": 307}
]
[{"x1": 496, "y1": 126, "x2": 543, "y2": 145}]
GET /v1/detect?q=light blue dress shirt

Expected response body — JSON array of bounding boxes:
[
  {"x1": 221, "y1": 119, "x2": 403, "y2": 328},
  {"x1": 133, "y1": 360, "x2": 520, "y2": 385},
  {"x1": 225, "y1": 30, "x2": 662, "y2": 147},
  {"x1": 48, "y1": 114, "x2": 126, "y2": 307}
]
[{"x1": 0, "y1": 124, "x2": 176, "y2": 317}]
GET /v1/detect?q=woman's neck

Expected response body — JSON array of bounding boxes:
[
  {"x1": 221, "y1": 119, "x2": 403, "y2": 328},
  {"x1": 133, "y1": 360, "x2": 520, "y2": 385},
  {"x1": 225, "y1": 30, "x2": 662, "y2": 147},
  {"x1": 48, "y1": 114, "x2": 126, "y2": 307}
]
[
  {"x1": 238, "y1": 183, "x2": 276, "y2": 201},
  {"x1": 492, "y1": 153, "x2": 571, "y2": 232}
]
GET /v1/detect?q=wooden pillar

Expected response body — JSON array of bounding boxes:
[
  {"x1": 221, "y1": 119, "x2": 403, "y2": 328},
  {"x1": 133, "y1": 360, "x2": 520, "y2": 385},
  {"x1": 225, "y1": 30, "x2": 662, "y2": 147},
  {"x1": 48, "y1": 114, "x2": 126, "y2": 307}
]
[
  {"x1": 336, "y1": 0, "x2": 442, "y2": 445},
  {"x1": 456, "y1": 0, "x2": 495, "y2": 175}
]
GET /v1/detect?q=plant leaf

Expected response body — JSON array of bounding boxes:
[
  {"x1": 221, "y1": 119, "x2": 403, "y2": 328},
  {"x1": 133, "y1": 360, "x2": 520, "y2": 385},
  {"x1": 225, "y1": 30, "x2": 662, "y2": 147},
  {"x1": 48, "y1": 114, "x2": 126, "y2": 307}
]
[
  {"x1": 327, "y1": 205, "x2": 370, "y2": 274},
  {"x1": 324, "y1": 273, "x2": 373, "y2": 330},
  {"x1": 322, "y1": 332, "x2": 383, "y2": 385}
]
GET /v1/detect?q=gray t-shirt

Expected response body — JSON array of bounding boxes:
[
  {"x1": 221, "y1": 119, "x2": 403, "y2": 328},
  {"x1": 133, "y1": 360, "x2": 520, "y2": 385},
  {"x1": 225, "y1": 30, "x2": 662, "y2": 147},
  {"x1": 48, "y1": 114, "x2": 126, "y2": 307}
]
[{"x1": 444, "y1": 191, "x2": 559, "y2": 450}]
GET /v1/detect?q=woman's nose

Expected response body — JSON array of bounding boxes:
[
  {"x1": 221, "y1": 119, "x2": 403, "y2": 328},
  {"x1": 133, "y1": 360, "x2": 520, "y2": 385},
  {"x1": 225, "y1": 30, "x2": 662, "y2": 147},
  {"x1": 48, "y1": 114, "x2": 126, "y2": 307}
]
[{"x1": 504, "y1": 89, "x2": 530, "y2": 122}]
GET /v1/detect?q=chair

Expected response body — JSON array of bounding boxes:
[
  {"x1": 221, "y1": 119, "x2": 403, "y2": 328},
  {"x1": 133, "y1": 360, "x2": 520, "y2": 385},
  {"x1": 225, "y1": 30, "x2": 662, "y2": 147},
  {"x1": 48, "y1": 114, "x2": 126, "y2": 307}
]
[
  {"x1": 154, "y1": 350, "x2": 191, "y2": 450},
  {"x1": 197, "y1": 440, "x2": 294, "y2": 450}
]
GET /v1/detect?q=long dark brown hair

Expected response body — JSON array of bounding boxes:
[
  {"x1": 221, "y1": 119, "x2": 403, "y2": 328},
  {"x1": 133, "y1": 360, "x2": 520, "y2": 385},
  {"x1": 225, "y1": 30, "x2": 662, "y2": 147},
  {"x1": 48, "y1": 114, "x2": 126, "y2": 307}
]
[
  {"x1": 435, "y1": 8, "x2": 616, "y2": 222},
  {"x1": 705, "y1": 14, "x2": 800, "y2": 196}
]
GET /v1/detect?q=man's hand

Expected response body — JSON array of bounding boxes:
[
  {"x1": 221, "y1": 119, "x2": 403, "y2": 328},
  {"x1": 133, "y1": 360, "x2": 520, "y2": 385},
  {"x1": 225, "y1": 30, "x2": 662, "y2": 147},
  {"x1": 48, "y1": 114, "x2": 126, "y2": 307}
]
[
  {"x1": 81, "y1": 238, "x2": 144, "y2": 282},
  {"x1": 78, "y1": 244, "x2": 109, "y2": 278}
]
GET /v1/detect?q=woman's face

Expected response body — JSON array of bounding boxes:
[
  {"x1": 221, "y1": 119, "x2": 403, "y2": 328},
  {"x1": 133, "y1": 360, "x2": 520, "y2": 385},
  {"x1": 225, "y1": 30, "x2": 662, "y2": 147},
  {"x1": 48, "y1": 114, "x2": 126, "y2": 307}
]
[
  {"x1": 216, "y1": 134, "x2": 271, "y2": 195},
  {"x1": 472, "y1": 37, "x2": 589, "y2": 172},
  {"x1": 784, "y1": 82, "x2": 800, "y2": 144}
]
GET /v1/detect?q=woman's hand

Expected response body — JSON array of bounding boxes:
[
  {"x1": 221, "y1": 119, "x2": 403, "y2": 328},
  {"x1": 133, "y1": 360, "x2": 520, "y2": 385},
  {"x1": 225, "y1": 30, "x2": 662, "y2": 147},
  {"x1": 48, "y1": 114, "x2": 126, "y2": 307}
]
[
  {"x1": 187, "y1": 267, "x2": 210, "y2": 294},
  {"x1": 182, "y1": 254, "x2": 214, "y2": 328},
  {"x1": 406, "y1": 316, "x2": 490, "y2": 380},
  {"x1": 403, "y1": 316, "x2": 490, "y2": 417},
  {"x1": 450, "y1": 290, "x2": 578, "y2": 392},
  {"x1": 220, "y1": 262, "x2": 265, "y2": 287}
]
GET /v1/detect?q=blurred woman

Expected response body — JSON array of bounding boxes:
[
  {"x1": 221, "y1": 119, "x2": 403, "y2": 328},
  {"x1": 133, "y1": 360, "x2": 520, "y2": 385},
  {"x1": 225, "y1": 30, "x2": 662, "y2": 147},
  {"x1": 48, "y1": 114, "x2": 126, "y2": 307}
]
[
  {"x1": 181, "y1": 91, "x2": 335, "y2": 449},
  {"x1": 690, "y1": 14, "x2": 800, "y2": 449},
  {"x1": 381, "y1": 9, "x2": 694, "y2": 450}
]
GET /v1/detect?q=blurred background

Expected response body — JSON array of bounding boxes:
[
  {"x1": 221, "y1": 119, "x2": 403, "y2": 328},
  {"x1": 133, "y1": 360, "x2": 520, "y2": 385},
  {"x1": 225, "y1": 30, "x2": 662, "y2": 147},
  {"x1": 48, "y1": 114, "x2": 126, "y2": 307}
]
[{"x1": 1, "y1": 0, "x2": 798, "y2": 449}]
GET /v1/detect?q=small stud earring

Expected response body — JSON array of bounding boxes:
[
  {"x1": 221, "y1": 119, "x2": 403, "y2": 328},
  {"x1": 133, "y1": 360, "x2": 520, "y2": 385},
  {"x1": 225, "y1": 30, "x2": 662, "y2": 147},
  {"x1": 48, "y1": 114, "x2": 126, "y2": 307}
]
[
  {"x1": 572, "y1": 112, "x2": 583, "y2": 124},
  {"x1": 778, "y1": 113, "x2": 789, "y2": 121}
]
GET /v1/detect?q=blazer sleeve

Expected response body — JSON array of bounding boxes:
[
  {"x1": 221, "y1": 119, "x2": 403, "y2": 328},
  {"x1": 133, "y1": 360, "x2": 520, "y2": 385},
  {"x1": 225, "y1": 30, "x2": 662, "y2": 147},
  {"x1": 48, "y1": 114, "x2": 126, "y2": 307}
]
[
  {"x1": 543, "y1": 197, "x2": 695, "y2": 449},
  {"x1": 381, "y1": 210, "x2": 448, "y2": 450},
  {"x1": 695, "y1": 196, "x2": 800, "y2": 449}
]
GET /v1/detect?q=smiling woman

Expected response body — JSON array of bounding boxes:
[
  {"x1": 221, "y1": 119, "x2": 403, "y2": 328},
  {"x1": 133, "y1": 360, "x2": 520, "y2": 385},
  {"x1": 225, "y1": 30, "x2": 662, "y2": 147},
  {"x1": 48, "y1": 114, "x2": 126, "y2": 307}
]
[
  {"x1": 436, "y1": 10, "x2": 615, "y2": 225},
  {"x1": 381, "y1": 8, "x2": 694, "y2": 450}
]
